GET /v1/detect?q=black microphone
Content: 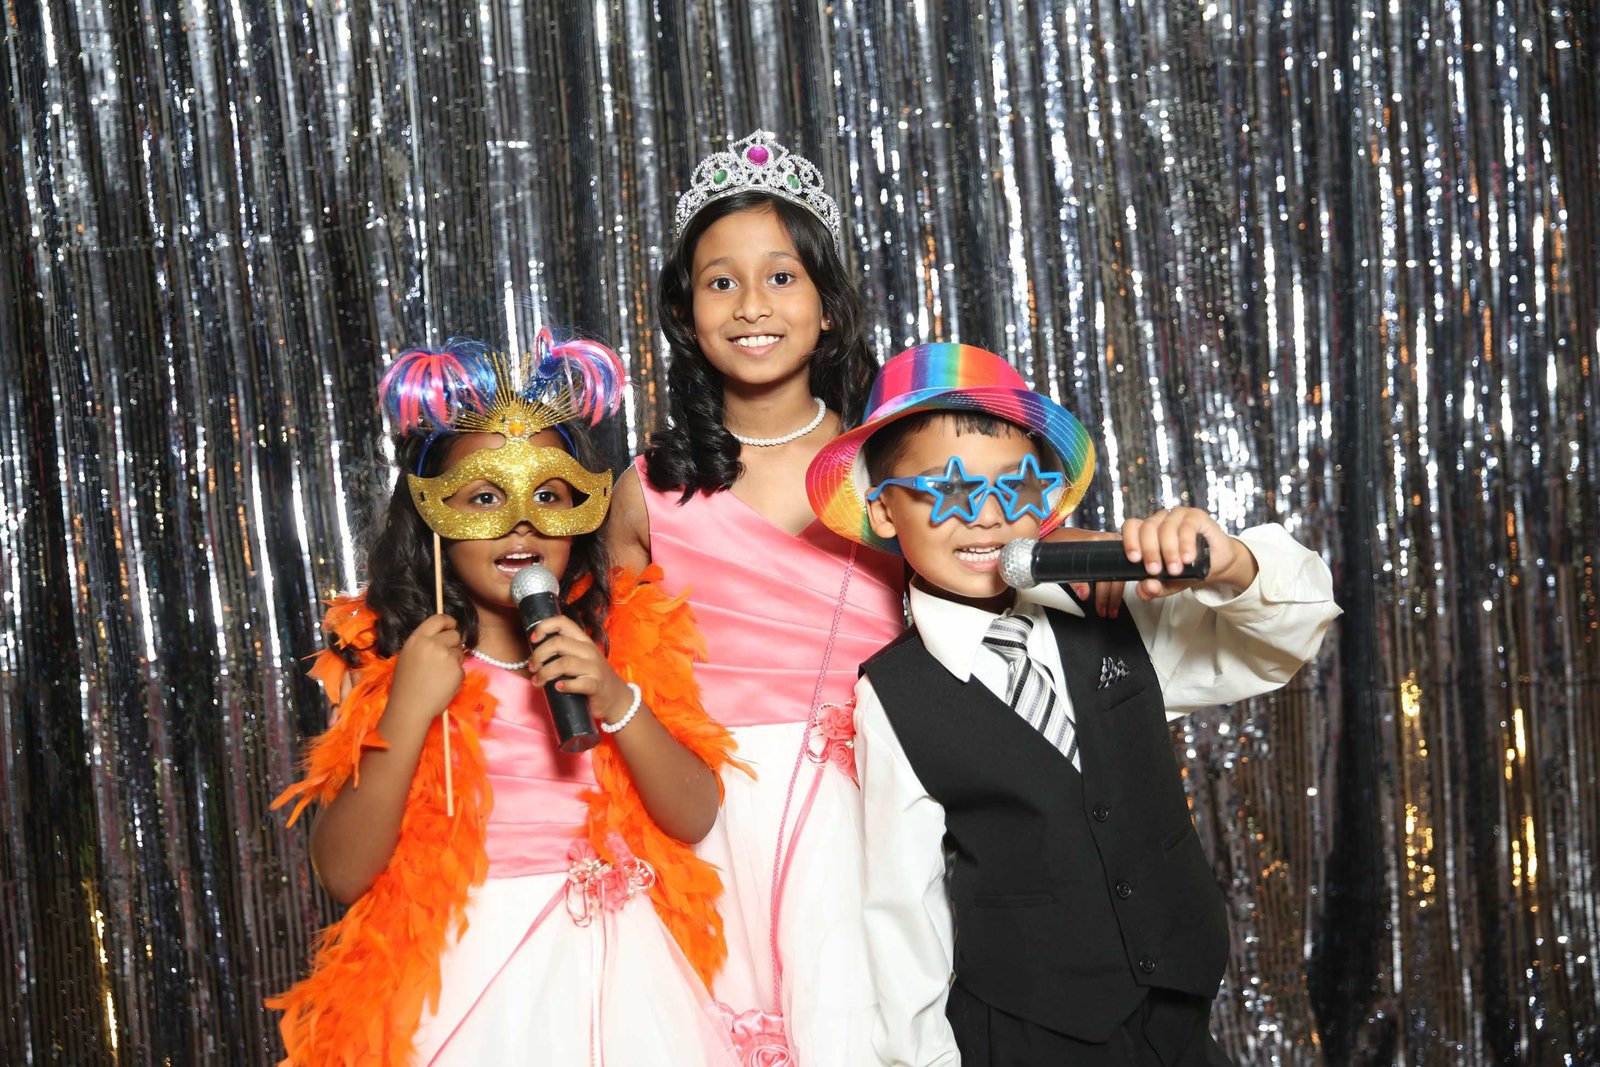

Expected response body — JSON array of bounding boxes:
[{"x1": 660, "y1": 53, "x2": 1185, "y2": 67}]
[
  {"x1": 998, "y1": 535, "x2": 1211, "y2": 590},
  {"x1": 510, "y1": 564, "x2": 601, "y2": 753}
]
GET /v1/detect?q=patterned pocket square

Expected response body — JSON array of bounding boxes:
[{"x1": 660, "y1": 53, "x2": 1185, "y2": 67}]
[{"x1": 1097, "y1": 655, "x2": 1130, "y2": 689}]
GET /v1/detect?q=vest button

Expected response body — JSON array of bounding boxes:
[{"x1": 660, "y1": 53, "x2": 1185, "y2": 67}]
[
  {"x1": 1092, "y1": 804, "x2": 1110, "y2": 822},
  {"x1": 1116, "y1": 880, "x2": 1133, "y2": 899},
  {"x1": 1139, "y1": 956, "x2": 1157, "y2": 974}
]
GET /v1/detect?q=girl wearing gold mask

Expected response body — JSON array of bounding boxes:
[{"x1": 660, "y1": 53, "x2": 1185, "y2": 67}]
[{"x1": 270, "y1": 332, "x2": 741, "y2": 1065}]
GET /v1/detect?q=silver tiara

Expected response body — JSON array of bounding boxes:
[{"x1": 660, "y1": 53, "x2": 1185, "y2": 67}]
[{"x1": 673, "y1": 130, "x2": 842, "y2": 248}]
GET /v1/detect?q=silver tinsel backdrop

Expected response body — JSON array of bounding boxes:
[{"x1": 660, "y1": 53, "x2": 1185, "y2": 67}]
[{"x1": 1, "y1": 0, "x2": 1596, "y2": 1063}]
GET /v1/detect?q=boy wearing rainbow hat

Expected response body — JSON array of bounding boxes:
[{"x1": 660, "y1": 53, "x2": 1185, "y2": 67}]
[{"x1": 805, "y1": 343, "x2": 1339, "y2": 1067}]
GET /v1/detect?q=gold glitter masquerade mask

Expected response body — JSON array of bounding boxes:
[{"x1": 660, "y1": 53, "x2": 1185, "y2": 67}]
[
  {"x1": 380, "y1": 331, "x2": 627, "y2": 542},
  {"x1": 408, "y1": 439, "x2": 613, "y2": 540}
]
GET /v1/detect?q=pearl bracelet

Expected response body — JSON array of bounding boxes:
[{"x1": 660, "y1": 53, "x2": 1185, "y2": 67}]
[{"x1": 600, "y1": 682, "x2": 642, "y2": 734}]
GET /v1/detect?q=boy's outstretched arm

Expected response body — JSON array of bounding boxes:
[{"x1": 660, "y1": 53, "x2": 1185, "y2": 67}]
[
  {"x1": 1043, "y1": 509, "x2": 1252, "y2": 617},
  {"x1": 1113, "y1": 508, "x2": 1340, "y2": 712}
]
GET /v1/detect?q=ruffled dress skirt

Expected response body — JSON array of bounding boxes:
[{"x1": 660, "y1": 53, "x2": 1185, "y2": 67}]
[{"x1": 412, "y1": 872, "x2": 736, "y2": 1065}]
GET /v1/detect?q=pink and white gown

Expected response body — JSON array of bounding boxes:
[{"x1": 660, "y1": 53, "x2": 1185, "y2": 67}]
[
  {"x1": 409, "y1": 661, "x2": 738, "y2": 1066},
  {"x1": 635, "y1": 457, "x2": 906, "y2": 1065}
]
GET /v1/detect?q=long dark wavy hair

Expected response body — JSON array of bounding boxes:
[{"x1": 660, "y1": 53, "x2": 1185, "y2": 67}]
[
  {"x1": 645, "y1": 190, "x2": 876, "y2": 499},
  {"x1": 346, "y1": 425, "x2": 614, "y2": 664}
]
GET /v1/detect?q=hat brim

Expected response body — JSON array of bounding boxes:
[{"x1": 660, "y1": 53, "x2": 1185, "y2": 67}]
[{"x1": 807, "y1": 386, "x2": 1095, "y2": 554}]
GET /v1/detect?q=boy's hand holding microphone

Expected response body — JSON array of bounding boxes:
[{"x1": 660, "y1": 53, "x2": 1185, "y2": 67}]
[{"x1": 1002, "y1": 507, "x2": 1258, "y2": 603}]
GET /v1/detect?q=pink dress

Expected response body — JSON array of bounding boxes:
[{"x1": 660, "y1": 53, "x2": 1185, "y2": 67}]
[
  {"x1": 409, "y1": 661, "x2": 738, "y2": 1066},
  {"x1": 635, "y1": 457, "x2": 906, "y2": 1065}
]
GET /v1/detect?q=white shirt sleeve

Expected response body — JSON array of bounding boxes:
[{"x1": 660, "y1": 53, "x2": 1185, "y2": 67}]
[
  {"x1": 1125, "y1": 523, "x2": 1342, "y2": 715},
  {"x1": 855, "y1": 675, "x2": 961, "y2": 1067}
]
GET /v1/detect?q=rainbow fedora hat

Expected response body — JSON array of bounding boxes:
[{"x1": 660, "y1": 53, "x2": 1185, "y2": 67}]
[{"x1": 806, "y1": 343, "x2": 1095, "y2": 554}]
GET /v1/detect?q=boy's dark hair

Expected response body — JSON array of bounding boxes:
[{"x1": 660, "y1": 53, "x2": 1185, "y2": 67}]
[
  {"x1": 352, "y1": 426, "x2": 613, "y2": 663},
  {"x1": 864, "y1": 410, "x2": 1046, "y2": 485},
  {"x1": 645, "y1": 190, "x2": 875, "y2": 500}
]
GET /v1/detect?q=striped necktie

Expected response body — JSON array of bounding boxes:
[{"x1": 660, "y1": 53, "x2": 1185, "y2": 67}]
[{"x1": 982, "y1": 614, "x2": 1080, "y2": 769}]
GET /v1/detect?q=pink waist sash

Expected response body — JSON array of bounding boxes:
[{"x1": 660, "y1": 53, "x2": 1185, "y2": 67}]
[{"x1": 484, "y1": 820, "x2": 585, "y2": 879}]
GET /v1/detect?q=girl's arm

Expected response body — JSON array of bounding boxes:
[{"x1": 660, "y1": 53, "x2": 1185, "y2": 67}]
[
  {"x1": 603, "y1": 465, "x2": 653, "y2": 573},
  {"x1": 310, "y1": 614, "x2": 465, "y2": 903},
  {"x1": 528, "y1": 615, "x2": 720, "y2": 843}
]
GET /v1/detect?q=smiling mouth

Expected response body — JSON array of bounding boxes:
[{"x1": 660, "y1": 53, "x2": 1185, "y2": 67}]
[
  {"x1": 495, "y1": 550, "x2": 541, "y2": 576},
  {"x1": 732, "y1": 334, "x2": 782, "y2": 349},
  {"x1": 954, "y1": 544, "x2": 1003, "y2": 570}
]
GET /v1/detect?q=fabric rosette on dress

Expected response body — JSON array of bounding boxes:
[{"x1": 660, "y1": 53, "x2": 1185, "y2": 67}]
[
  {"x1": 566, "y1": 835, "x2": 656, "y2": 923},
  {"x1": 717, "y1": 1003, "x2": 793, "y2": 1066},
  {"x1": 413, "y1": 823, "x2": 737, "y2": 1067},
  {"x1": 806, "y1": 701, "x2": 858, "y2": 785}
]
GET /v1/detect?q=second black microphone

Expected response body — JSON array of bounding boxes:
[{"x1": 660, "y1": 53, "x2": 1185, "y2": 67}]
[
  {"x1": 510, "y1": 564, "x2": 602, "y2": 753},
  {"x1": 999, "y1": 535, "x2": 1211, "y2": 591}
]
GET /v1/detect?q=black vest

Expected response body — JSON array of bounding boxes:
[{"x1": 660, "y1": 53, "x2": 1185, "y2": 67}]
[{"x1": 861, "y1": 603, "x2": 1230, "y2": 1042}]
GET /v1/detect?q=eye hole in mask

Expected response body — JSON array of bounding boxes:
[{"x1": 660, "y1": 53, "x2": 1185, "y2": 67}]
[{"x1": 408, "y1": 438, "x2": 613, "y2": 540}]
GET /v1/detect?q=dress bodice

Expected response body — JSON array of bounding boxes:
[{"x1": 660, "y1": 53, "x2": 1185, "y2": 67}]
[
  {"x1": 475, "y1": 662, "x2": 591, "y2": 877},
  {"x1": 634, "y1": 456, "x2": 905, "y2": 727}
]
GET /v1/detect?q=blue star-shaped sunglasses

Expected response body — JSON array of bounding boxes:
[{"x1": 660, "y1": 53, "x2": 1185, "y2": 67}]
[{"x1": 867, "y1": 453, "x2": 1065, "y2": 524}]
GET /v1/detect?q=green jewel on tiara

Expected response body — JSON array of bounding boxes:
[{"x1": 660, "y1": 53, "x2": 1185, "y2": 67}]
[{"x1": 674, "y1": 130, "x2": 843, "y2": 249}]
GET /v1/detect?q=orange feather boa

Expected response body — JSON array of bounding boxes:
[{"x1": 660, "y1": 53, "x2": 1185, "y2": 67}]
[{"x1": 267, "y1": 566, "x2": 741, "y2": 1066}]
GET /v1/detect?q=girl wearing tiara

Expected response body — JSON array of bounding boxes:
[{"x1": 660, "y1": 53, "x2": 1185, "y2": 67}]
[
  {"x1": 271, "y1": 333, "x2": 739, "y2": 1065},
  {"x1": 606, "y1": 132, "x2": 904, "y2": 1064}
]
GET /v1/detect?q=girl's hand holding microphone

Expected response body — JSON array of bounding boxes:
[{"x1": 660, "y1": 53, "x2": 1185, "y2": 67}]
[
  {"x1": 527, "y1": 613, "x2": 717, "y2": 842},
  {"x1": 526, "y1": 616, "x2": 632, "y2": 726}
]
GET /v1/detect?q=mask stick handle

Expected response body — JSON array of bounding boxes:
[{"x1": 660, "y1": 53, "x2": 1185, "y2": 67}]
[{"x1": 434, "y1": 531, "x2": 455, "y2": 817}]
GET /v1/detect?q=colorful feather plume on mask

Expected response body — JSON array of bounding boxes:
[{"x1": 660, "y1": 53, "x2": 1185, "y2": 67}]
[{"x1": 378, "y1": 329, "x2": 627, "y2": 462}]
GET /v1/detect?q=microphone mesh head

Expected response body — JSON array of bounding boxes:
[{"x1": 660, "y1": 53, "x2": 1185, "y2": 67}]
[
  {"x1": 998, "y1": 538, "x2": 1038, "y2": 590},
  {"x1": 998, "y1": 543, "x2": 1036, "y2": 591},
  {"x1": 510, "y1": 564, "x2": 560, "y2": 601}
]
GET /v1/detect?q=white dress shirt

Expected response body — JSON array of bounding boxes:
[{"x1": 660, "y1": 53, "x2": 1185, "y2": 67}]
[{"x1": 855, "y1": 524, "x2": 1341, "y2": 1066}]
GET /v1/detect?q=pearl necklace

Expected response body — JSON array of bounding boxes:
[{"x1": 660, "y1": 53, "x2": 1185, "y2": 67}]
[
  {"x1": 470, "y1": 648, "x2": 530, "y2": 671},
  {"x1": 728, "y1": 397, "x2": 827, "y2": 448}
]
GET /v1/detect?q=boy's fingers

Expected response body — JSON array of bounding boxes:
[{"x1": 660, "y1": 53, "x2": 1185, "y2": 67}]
[
  {"x1": 1168, "y1": 519, "x2": 1195, "y2": 574},
  {"x1": 1176, "y1": 519, "x2": 1197, "y2": 565},
  {"x1": 1158, "y1": 516, "x2": 1186, "y2": 574},
  {"x1": 1121, "y1": 518, "x2": 1145, "y2": 562},
  {"x1": 1177, "y1": 515, "x2": 1209, "y2": 572},
  {"x1": 1140, "y1": 519, "x2": 1167, "y2": 575}
]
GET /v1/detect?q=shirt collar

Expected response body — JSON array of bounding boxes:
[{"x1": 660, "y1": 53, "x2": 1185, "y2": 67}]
[{"x1": 907, "y1": 580, "x2": 1084, "y2": 682}]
